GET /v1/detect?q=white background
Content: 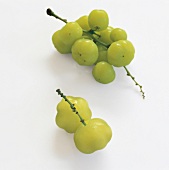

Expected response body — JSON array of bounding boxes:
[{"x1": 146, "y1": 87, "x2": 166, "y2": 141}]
[{"x1": 0, "y1": 0, "x2": 169, "y2": 169}]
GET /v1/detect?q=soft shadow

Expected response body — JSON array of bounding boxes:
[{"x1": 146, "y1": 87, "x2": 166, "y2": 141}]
[
  {"x1": 70, "y1": 148, "x2": 108, "y2": 170},
  {"x1": 46, "y1": 51, "x2": 94, "y2": 92},
  {"x1": 51, "y1": 128, "x2": 75, "y2": 158},
  {"x1": 46, "y1": 51, "x2": 73, "y2": 77},
  {"x1": 51, "y1": 127, "x2": 107, "y2": 168}
]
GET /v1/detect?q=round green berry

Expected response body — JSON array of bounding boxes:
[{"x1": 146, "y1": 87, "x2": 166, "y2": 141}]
[{"x1": 92, "y1": 61, "x2": 115, "y2": 84}]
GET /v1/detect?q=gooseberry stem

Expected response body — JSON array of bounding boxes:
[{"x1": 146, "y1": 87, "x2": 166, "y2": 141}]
[
  {"x1": 123, "y1": 66, "x2": 145, "y2": 99},
  {"x1": 46, "y1": 8, "x2": 67, "y2": 23},
  {"x1": 47, "y1": 8, "x2": 145, "y2": 99},
  {"x1": 89, "y1": 29, "x2": 101, "y2": 37},
  {"x1": 46, "y1": 8, "x2": 107, "y2": 45},
  {"x1": 82, "y1": 30, "x2": 109, "y2": 47},
  {"x1": 56, "y1": 89, "x2": 86, "y2": 126}
]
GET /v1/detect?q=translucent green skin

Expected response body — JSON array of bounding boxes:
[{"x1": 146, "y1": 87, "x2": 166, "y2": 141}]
[
  {"x1": 95, "y1": 44, "x2": 108, "y2": 63},
  {"x1": 107, "y1": 40, "x2": 135, "y2": 67},
  {"x1": 71, "y1": 39, "x2": 98, "y2": 66},
  {"x1": 98, "y1": 26, "x2": 113, "y2": 45},
  {"x1": 52, "y1": 30, "x2": 71, "y2": 54},
  {"x1": 92, "y1": 61, "x2": 116, "y2": 84},
  {"x1": 97, "y1": 43, "x2": 107, "y2": 51},
  {"x1": 76, "y1": 15, "x2": 91, "y2": 31},
  {"x1": 88, "y1": 9, "x2": 109, "y2": 31},
  {"x1": 52, "y1": 22, "x2": 83, "y2": 54},
  {"x1": 56, "y1": 96, "x2": 92, "y2": 133},
  {"x1": 97, "y1": 51, "x2": 107, "y2": 63},
  {"x1": 74, "y1": 118, "x2": 112, "y2": 154},
  {"x1": 59, "y1": 22, "x2": 83, "y2": 45},
  {"x1": 110, "y1": 28, "x2": 127, "y2": 42}
]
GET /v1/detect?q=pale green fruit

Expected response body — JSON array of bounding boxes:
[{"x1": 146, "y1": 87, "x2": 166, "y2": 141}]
[
  {"x1": 96, "y1": 50, "x2": 108, "y2": 63},
  {"x1": 110, "y1": 28, "x2": 127, "y2": 42},
  {"x1": 88, "y1": 9, "x2": 109, "y2": 31},
  {"x1": 52, "y1": 22, "x2": 83, "y2": 54},
  {"x1": 98, "y1": 26, "x2": 114, "y2": 45},
  {"x1": 92, "y1": 61, "x2": 116, "y2": 84},
  {"x1": 95, "y1": 44, "x2": 108, "y2": 63},
  {"x1": 76, "y1": 15, "x2": 91, "y2": 31},
  {"x1": 71, "y1": 39, "x2": 98, "y2": 66},
  {"x1": 52, "y1": 30, "x2": 71, "y2": 54},
  {"x1": 74, "y1": 118, "x2": 112, "y2": 154},
  {"x1": 59, "y1": 22, "x2": 83, "y2": 45},
  {"x1": 107, "y1": 40, "x2": 135, "y2": 67},
  {"x1": 56, "y1": 96, "x2": 92, "y2": 133}
]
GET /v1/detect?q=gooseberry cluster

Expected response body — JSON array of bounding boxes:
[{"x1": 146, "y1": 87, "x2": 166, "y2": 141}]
[
  {"x1": 47, "y1": 8, "x2": 144, "y2": 99},
  {"x1": 46, "y1": 8, "x2": 145, "y2": 154},
  {"x1": 56, "y1": 89, "x2": 112, "y2": 154}
]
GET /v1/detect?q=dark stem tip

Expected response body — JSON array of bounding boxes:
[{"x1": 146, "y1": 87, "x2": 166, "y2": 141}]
[
  {"x1": 46, "y1": 8, "x2": 53, "y2": 16},
  {"x1": 56, "y1": 89, "x2": 60, "y2": 93}
]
